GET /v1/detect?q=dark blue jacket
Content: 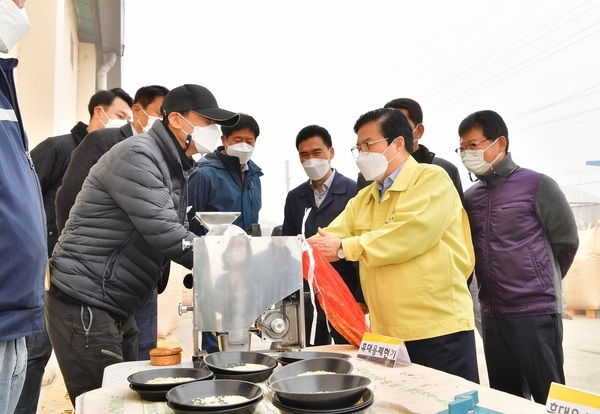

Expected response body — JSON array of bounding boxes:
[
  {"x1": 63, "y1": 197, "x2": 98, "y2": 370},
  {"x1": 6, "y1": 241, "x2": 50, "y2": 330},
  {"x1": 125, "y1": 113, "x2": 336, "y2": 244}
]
[
  {"x1": 0, "y1": 58, "x2": 47, "y2": 342},
  {"x1": 282, "y1": 170, "x2": 362, "y2": 303},
  {"x1": 187, "y1": 146, "x2": 263, "y2": 235}
]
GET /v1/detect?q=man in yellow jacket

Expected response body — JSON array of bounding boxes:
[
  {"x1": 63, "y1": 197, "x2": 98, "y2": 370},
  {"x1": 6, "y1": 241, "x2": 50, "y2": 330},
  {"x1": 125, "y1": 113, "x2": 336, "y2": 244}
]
[{"x1": 309, "y1": 108, "x2": 478, "y2": 382}]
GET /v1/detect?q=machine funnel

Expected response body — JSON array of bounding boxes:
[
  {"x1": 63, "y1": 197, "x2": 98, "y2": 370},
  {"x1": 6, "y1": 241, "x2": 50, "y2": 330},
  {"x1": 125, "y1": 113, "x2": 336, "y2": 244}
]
[{"x1": 195, "y1": 212, "x2": 241, "y2": 232}]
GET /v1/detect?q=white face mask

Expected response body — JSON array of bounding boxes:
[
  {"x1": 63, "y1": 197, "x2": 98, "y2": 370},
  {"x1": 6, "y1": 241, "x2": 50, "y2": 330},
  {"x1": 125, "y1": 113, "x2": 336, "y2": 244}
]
[
  {"x1": 355, "y1": 140, "x2": 398, "y2": 182},
  {"x1": 0, "y1": 0, "x2": 31, "y2": 54},
  {"x1": 140, "y1": 108, "x2": 161, "y2": 133},
  {"x1": 179, "y1": 114, "x2": 221, "y2": 154},
  {"x1": 103, "y1": 118, "x2": 128, "y2": 129},
  {"x1": 411, "y1": 124, "x2": 420, "y2": 146},
  {"x1": 142, "y1": 116, "x2": 160, "y2": 133},
  {"x1": 100, "y1": 108, "x2": 128, "y2": 129},
  {"x1": 302, "y1": 158, "x2": 330, "y2": 181},
  {"x1": 460, "y1": 138, "x2": 501, "y2": 176},
  {"x1": 227, "y1": 142, "x2": 254, "y2": 165}
]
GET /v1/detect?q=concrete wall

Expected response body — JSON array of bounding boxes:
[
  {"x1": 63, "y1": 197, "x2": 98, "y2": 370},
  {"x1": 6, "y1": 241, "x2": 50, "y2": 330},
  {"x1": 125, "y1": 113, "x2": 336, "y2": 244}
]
[
  {"x1": 77, "y1": 43, "x2": 97, "y2": 124},
  {"x1": 7, "y1": 0, "x2": 97, "y2": 148}
]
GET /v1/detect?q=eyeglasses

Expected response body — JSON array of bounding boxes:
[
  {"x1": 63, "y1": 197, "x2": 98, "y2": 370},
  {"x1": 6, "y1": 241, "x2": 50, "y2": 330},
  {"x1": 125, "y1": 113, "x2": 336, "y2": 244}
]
[
  {"x1": 455, "y1": 140, "x2": 490, "y2": 155},
  {"x1": 351, "y1": 138, "x2": 388, "y2": 158}
]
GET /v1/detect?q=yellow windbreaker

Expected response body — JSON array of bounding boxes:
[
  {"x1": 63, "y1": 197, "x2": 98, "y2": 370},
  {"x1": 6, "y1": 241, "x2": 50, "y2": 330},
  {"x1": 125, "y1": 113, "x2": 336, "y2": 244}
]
[{"x1": 323, "y1": 157, "x2": 475, "y2": 341}]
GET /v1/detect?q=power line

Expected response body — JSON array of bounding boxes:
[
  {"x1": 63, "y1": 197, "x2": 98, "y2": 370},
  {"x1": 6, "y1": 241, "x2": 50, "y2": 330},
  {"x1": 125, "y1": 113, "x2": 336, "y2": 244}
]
[
  {"x1": 429, "y1": 23, "x2": 600, "y2": 114},
  {"x1": 512, "y1": 107, "x2": 600, "y2": 134},
  {"x1": 509, "y1": 87, "x2": 600, "y2": 119},
  {"x1": 422, "y1": 0, "x2": 599, "y2": 100},
  {"x1": 509, "y1": 85, "x2": 600, "y2": 123}
]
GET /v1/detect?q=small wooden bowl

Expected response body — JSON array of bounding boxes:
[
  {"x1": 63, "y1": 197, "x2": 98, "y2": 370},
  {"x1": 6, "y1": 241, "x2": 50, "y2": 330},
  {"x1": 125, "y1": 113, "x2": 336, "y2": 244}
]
[{"x1": 149, "y1": 347, "x2": 182, "y2": 366}]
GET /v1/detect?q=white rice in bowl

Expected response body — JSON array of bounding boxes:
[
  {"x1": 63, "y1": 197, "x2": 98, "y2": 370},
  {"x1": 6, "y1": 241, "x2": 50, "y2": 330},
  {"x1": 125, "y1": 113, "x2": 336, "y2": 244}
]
[
  {"x1": 297, "y1": 370, "x2": 336, "y2": 377},
  {"x1": 227, "y1": 363, "x2": 269, "y2": 371},
  {"x1": 145, "y1": 376, "x2": 195, "y2": 384},
  {"x1": 192, "y1": 395, "x2": 249, "y2": 406}
]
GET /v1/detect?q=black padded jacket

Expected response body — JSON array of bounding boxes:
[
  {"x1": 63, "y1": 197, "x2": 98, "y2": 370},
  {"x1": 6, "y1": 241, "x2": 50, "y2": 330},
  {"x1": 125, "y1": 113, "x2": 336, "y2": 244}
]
[{"x1": 49, "y1": 121, "x2": 195, "y2": 317}]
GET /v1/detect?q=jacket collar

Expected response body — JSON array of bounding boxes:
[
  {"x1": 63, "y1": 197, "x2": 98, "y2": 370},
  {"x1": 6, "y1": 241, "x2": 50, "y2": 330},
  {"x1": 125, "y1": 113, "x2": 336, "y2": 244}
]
[
  {"x1": 411, "y1": 144, "x2": 435, "y2": 164},
  {"x1": 121, "y1": 123, "x2": 134, "y2": 139},
  {"x1": 148, "y1": 121, "x2": 191, "y2": 171},
  {"x1": 301, "y1": 169, "x2": 349, "y2": 207},
  {"x1": 476, "y1": 153, "x2": 518, "y2": 185},
  {"x1": 215, "y1": 146, "x2": 242, "y2": 170},
  {"x1": 71, "y1": 121, "x2": 89, "y2": 145},
  {"x1": 364, "y1": 156, "x2": 419, "y2": 204}
]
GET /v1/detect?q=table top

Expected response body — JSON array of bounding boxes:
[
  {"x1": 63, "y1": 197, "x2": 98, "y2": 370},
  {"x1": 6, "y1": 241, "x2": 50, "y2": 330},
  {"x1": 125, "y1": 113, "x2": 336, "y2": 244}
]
[{"x1": 78, "y1": 345, "x2": 545, "y2": 413}]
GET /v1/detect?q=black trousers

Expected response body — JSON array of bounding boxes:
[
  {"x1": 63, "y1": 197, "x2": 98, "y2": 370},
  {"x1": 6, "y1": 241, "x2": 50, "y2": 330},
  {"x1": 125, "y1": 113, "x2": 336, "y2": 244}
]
[
  {"x1": 482, "y1": 314, "x2": 564, "y2": 403},
  {"x1": 45, "y1": 288, "x2": 138, "y2": 406},
  {"x1": 405, "y1": 330, "x2": 480, "y2": 383}
]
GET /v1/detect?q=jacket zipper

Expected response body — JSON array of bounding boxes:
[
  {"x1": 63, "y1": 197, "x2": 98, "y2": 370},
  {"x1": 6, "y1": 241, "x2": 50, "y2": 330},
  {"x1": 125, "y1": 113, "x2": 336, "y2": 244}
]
[{"x1": 26, "y1": 150, "x2": 47, "y2": 233}]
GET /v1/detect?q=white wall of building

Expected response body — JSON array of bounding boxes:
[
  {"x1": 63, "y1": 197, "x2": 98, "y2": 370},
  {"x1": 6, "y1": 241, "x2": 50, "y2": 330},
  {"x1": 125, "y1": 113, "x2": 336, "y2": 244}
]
[{"x1": 8, "y1": 0, "x2": 97, "y2": 148}]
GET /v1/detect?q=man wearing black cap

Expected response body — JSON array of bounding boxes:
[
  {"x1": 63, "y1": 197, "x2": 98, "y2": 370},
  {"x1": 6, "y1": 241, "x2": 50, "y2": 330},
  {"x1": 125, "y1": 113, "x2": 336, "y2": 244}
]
[{"x1": 46, "y1": 84, "x2": 239, "y2": 404}]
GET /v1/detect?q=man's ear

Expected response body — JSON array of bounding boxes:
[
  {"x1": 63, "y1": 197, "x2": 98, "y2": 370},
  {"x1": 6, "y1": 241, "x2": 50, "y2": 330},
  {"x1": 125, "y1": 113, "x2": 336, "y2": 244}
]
[
  {"x1": 413, "y1": 123, "x2": 425, "y2": 140},
  {"x1": 395, "y1": 136, "x2": 406, "y2": 152},
  {"x1": 168, "y1": 112, "x2": 182, "y2": 128},
  {"x1": 131, "y1": 103, "x2": 142, "y2": 116},
  {"x1": 498, "y1": 135, "x2": 508, "y2": 153},
  {"x1": 93, "y1": 105, "x2": 104, "y2": 119}
]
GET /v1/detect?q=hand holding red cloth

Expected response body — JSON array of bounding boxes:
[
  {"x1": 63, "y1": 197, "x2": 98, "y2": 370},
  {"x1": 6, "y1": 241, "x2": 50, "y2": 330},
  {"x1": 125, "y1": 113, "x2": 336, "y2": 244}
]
[{"x1": 302, "y1": 245, "x2": 370, "y2": 347}]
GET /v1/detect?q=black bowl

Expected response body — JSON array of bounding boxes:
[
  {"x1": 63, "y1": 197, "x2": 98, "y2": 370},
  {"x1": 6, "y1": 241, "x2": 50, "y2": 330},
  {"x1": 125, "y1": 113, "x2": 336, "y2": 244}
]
[
  {"x1": 271, "y1": 387, "x2": 374, "y2": 414},
  {"x1": 166, "y1": 400, "x2": 260, "y2": 414},
  {"x1": 204, "y1": 351, "x2": 278, "y2": 382},
  {"x1": 127, "y1": 368, "x2": 215, "y2": 389},
  {"x1": 204, "y1": 351, "x2": 278, "y2": 373},
  {"x1": 211, "y1": 369, "x2": 274, "y2": 384},
  {"x1": 266, "y1": 357, "x2": 353, "y2": 388},
  {"x1": 128, "y1": 383, "x2": 177, "y2": 402},
  {"x1": 127, "y1": 368, "x2": 214, "y2": 401},
  {"x1": 276, "y1": 357, "x2": 292, "y2": 367},
  {"x1": 269, "y1": 374, "x2": 371, "y2": 410},
  {"x1": 278, "y1": 351, "x2": 352, "y2": 365},
  {"x1": 166, "y1": 379, "x2": 263, "y2": 412}
]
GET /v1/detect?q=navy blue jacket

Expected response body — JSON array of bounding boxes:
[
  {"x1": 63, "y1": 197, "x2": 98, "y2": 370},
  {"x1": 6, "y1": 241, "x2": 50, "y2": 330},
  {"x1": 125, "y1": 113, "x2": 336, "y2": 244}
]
[
  {"x1": 0, "y1": 58, "x2": 47, "y2": 342},
  {"x1": 282, "y1": 170, "x2": 362, "y2": 303},
  {"x1": 187, "y1": 146, "x2": 263, "y2": 235}
]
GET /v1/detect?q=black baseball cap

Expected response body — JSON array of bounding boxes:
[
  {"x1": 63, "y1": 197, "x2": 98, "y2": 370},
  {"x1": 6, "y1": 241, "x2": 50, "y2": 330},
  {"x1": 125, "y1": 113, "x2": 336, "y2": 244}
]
[{"x1": 161, "y1": 84, "x2": 240, "y2": 126}]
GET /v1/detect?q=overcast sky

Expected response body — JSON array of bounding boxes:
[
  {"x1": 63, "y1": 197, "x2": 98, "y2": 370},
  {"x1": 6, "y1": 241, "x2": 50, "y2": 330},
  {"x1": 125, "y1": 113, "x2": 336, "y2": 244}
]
[{"x1": 122, "y1": 0, "x2": 600, "y2": 228}]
